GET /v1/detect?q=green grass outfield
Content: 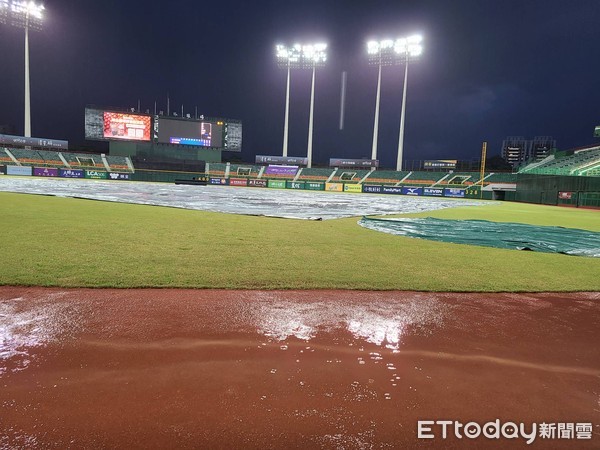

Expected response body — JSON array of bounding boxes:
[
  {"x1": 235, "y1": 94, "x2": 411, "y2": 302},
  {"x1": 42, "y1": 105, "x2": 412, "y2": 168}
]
[{"x1": 1, "y1": 191, "x2": 599, "y2": 291}]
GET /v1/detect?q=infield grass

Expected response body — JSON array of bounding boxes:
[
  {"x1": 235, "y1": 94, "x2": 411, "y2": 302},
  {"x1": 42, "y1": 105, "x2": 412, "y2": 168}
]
[{"x1": 0, "y1": 192, "x2": 598, "y2": 291}]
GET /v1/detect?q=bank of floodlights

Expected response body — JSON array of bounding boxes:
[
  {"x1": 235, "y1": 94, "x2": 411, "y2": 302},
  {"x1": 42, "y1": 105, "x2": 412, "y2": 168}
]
[
  {"x1": 367, "y1": 35, "x2": 422, "y2": 65},
  {"x1": 275, "y1": 42, "x2": 327, "y2": 165},
  {"x1": 1, "y1": 0, "x2": 44, "y2": 29},
  {"x1": 276, "y1": 43, "x2": 327, "y2": 69},
  {"x1": 367, "y1": 34, "x2": 423, "y2": 171}
]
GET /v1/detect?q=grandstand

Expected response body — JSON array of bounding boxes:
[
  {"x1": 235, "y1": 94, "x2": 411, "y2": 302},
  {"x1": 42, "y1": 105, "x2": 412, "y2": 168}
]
[
  {"x1": 519, "y1": 145, "x2": 600, "y2": 176},
  {"x1": 296, "y1": 168, "x2": 335, "y2": 182},
  {"x1": 1, "y1": 147, "x2": 134, "y2": 172}
]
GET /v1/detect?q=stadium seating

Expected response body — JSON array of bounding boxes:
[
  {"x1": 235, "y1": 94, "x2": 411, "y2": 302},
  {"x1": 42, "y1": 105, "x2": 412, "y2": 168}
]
[
  {"x1": 61, "y1": 152, "x2": 105, "y2": 169},
  {"x1": 36, "y1": 150, "x2": 66, "y2": 167},
  {"x1": 401, "y1": 171, "x2": 446, "y2": 186},
  {"x1": 486, "y1": 172, "x2": 518, "y2": 183},
  {"x1": 105, "y1": 155, "x2": 131, "y2": 171},
  {"x1": 296, "y1": 168, "x2": 335, "y2": 181},
  {"x1": 519, "y1": 146, "x2": 600, "y2": 176},
  {"x1": 0, "y1": 148, "x2": 15, "y2": 164},
  {"x1": 330, "y1": 169, "x2": 371, "y2": 183},
  {"x1": 363, "y1": 170, "x2": 410, "y2": 184}
]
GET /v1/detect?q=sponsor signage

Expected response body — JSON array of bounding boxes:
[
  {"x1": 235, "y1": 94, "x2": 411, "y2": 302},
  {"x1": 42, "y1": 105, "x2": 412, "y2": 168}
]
[
  {"x1": 264, "y1": 165, "x2": 298, "y2": 176},
  {"x1": 7, "y1": 165, "x2": 32, "y2": 176},
  {"x1": 402, "y1": 187, "x2": 423, "y2": 196},
  {"x1": 424, "y1": 187, "x2": 444, "y2": 197},
  {"x1": 424, "y1": 159, "x2": 457, "y2": 169},
  {"x1": 60, "y1": 169, "x2": 85, "y2": 178},
  {"x1": 445, "y1": 188, "x2": 466, "y2": 198},
  {"x1": 248, "y1": 179, "x2": 268, "y2": 187},
  {"x1": 325, "y1": 182, "x2": 343, "y2": 192},
  {"x1": 0, "y1": 133, "x2": 68, "y2": 150},
  {"x1": 382, "y1": 186, "x2": 403, "y2": 195},
  {"x1": 33, "y1": 167, "x2": 59, "y2": 177},
  {"x1": 362, "y1": 185, "x2": 383, "y2": 194},
  {"x1": 0, "y1": 165, "x2": 5, "y2": 175},
  {"x1": 558, "y1": 191, "x2": 573, "y2": 200},
  {"x1": 108, "y1": 172, "x2": 131, "y2": 180},
  {"x1": 286, "y1": 181, "x2": 305, "y2": 190},
  {"x1": 344, "y1": 184, "x2": 362, "y2": 193},
  {"x1": 329, "y1": 158, "x2": 379, "y2": 168},
  {"x1": 209, "y1": 177, "x2": 228, "y2": 185},
  {"x1": 229, "y1": 178, "x2": 248, "y2": 186},
  {"x1": 304, "y1": 182, "x2": 325, "y2": 191},
  {"x1": 268, "y1": 180, "x2": 286, "y2": 189},
  {"x1": 255, "y1": 155, "x2": 308, "y2": 165},
  {"x1": 85, "y1": 170, "x2": 108, "y2": 179}
]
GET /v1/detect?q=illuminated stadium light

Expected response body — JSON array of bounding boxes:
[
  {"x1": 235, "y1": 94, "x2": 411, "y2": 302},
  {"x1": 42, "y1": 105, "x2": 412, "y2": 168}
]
[
  {"x1": 275, "y1": 42, "x2": 328, "y2": 166},
  {"x1": 1, "y1": 0, "x2": 45, "y2": 137},
  {"x1": 366, "y1": 34, "x2": 423, "y2": 170}
]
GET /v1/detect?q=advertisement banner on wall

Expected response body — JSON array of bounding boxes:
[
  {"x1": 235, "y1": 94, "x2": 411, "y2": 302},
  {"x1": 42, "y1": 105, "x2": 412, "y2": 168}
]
[
  {"x1": 558, "y1": 191, "x2": 573, "y2": 200},
  {"x1": 268, "y1": 180, "x2": 286, "y2": 189},
  {"x1": 255, "y1": 155, "x2": 308, "y2": 165},
  {"x1": 248, "y1": 179, "x2": 268, "y2": 187},
  {"x1": 286, "y1": 181, "x2": 305, "y2": 190},
  {"x1": 362, "y1": 185, "x2": 383, "y2": 194},
  {"x1": 209, "y1": 178, "x2": 228, "y2": 185},
  {"x1": 344, "y1": 184, "x2": 362, "y2": 193},
  {"x1": 0, "y1": 165, "x2": 5, "y2": 175},
  {"x1": 108, "y1": 172, "x2": 131, "y2": 180},
  {"x1": 85, "y1": 170, "x2": 108, "y2": 179},
  {"x1": 402, "y1": 187, "x2": 423, "y2": 196},
  {"x1": 7, "y1": 166, "x2": 33, "y2": 176},
  {"x1": 265, "y1": 165, "x2": 299, "y2": 176},
  {"x1": 60, "y1": 169, "x2": 85, "y2": 178},
  {"x1": 445, "y1": 188, "x2": 466, "y2": 198},
  {"x1": 329, "y1": 158, "x2": 379, "y2": 168},
  {"x1": 325, "y1": 183, "x2": 343, "y2": 192},
  {"x1": 229, "y1": 178, "x2": 248, "y2": 186},
  {"x1": 304, "y1": 182, "x2": 325, "y2": 191},
  {"x1": 0, "y1": 133, "x2": 68, "y2": 150},
  {"x1": 33, "y1": 167, "x2": 59, "y2": 177},
  {"x1": 424, "y1": 159, "x2": 457, "y2": 169},
  {"x1": 423, "y1": 187, "x2": 444, "y2": 197},
  {"x1": 382, "y1": 186, "x2": 403, "y2": 195}
]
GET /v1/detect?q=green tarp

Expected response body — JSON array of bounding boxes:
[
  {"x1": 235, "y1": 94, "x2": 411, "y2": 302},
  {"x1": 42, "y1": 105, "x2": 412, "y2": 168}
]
[{"x1": 359, "y1": 217, "x2": 600, "y2": 257}]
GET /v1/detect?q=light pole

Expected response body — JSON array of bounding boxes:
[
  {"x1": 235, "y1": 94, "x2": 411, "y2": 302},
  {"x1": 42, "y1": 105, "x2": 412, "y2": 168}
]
[
  {"x1": 395, "y1": 35, "x2": 423, "y2": 171},
  {"x1": 367, "y1": 35, "x2": 422, "y2": 171},
  {"x1": 0, "y1": 0, "x2": 45, "y2": 138},
  {"x1": 275, "y1": 43, "x2": 327, "y2": 167},
  {"x1": 367, "y1": 39, "x2": 395, "y2": 164}
]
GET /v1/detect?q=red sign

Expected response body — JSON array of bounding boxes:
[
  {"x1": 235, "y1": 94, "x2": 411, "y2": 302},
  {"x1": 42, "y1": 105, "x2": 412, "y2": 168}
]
[
  {"x1": 558, "y1": 192, "x2": 573, "y2": 200},
  {"x1": 229, "y1": 178, "x2": 248, "y2": 186}
]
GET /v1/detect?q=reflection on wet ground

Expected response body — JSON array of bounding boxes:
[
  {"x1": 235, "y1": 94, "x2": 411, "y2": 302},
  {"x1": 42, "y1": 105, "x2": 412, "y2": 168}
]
[
  {"x1": 1, "y1": 288, "x2": 599, "y2": 448},
  {"x1": 0, "y1": 177, "x2": 486, "y2": 219}
]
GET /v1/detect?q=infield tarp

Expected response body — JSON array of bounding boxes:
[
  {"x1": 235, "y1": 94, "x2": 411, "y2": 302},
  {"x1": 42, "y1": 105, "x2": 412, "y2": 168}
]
[{"x1": 359, "y1": 217, "x2": 600, "y2": 257}]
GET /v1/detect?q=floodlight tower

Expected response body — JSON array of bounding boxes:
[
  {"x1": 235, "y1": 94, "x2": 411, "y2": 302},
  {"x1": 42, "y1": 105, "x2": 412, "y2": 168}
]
[
  {"x1": 395, "y1": 35, "x2": 423, "y2": 171},
  {"x1": 366, "y1": 39, "x2": 395, "y2": 164},
  {"x1": 275, "y1": 42, "x2": 327, "y2": 167},
  {"x1": 367, "y1": 35, "x2": 422, "y2": 171},
  {"x1": 0, "y1": 0, "x2": 45, "y2": 137}
]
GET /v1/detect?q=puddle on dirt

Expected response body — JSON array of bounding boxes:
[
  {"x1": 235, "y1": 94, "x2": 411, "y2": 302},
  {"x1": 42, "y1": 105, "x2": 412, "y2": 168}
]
[{"x1": 0, "y1": 288, "x2": 599, "y2": 448}]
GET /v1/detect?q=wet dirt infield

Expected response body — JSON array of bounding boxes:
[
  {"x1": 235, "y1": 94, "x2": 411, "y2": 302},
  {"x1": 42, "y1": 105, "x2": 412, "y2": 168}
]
[{"x1": 1, "y1": 288, "x2": 599, "y2": 449}]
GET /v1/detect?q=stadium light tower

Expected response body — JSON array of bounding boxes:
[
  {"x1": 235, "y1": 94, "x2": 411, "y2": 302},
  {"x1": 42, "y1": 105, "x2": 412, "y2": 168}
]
[
  {"x1": 0, "y1": 0, "x2": 45, "y2": 138},
  {"x1": 367, "y1": 35, "x2": 422, "y2": 171},
  {"x1": 275, "y1": 42, "x2": 327, "y2": 167}
]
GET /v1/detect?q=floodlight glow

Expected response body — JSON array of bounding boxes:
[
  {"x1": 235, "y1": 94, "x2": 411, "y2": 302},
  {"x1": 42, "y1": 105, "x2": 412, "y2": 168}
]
[
  {"x1": 275, "y1": 42, "x2": 327, "y2": 68},
  {"x1": 407, "y1": 34, "x2": 422, "y2": 44},
  {"x1": 367, "y1": 41, "x2": 379, "y2": 54}
]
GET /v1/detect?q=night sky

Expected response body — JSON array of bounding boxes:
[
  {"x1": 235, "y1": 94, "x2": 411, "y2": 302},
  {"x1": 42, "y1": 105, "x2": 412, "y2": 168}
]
[{"x1": 1, "y1": 0, "x2": 599, "y2": 167}]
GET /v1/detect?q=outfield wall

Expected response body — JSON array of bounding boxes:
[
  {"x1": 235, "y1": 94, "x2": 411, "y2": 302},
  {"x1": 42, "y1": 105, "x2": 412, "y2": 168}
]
[{"x1": 516, "y1": 174, "x2": 600, "y2": 208}]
